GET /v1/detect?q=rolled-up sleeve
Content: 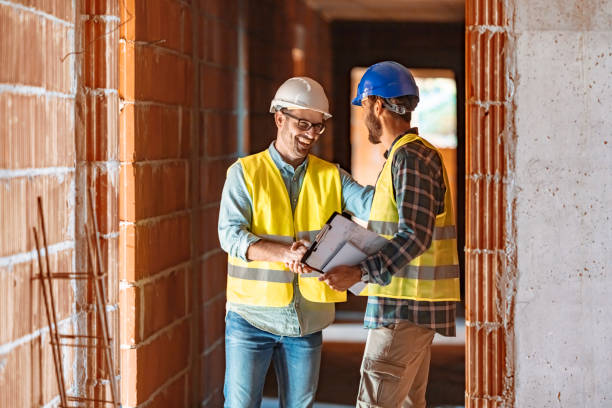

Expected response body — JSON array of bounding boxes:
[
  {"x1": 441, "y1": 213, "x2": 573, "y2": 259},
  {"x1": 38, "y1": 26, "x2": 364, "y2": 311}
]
[
  {"x1": 338, "y1": 167, "x2": 374, "y2": 221},
  {"x1": 218, "y1": 161, "x2": 261, "y2": 261}
]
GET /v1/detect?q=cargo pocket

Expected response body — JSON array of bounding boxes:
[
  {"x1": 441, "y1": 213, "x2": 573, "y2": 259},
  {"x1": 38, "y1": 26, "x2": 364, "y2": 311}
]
[{"x1": 357, "y1": 358, "x2": 406, "y2": 407}]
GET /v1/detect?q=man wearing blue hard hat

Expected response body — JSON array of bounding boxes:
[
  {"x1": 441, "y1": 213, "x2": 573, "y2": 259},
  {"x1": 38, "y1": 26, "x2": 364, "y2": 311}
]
[{"x1": 321, "y1": 61, "x2": 461, "y2": 407}]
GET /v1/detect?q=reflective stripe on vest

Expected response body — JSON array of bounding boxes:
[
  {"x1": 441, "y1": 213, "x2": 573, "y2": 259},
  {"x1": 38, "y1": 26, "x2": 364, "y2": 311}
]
[
  {"x1": 226, "y1": 150, "x2": 346, "y2": 307},
  {"x1": 360, "y1": 133, "x2": 461, "y2": 301}
]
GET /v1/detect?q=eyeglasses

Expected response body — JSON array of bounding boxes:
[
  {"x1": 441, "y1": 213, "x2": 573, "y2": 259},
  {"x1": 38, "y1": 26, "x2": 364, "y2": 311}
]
[{"x1": 281, "y1": 111, "x2": 326, "y2": 135}]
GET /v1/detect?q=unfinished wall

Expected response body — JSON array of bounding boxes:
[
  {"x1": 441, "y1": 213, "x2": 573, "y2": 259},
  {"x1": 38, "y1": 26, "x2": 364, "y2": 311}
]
[
  {"x1": 117, "y1": 0, "x2": 332, "y2": 406},
  {"x1": 246, "y1": 0, "x2": 333, "y2": 158},
  {"x1": 0, "y1": 0, "x2": 121, "y2": 406},
  {"x1": 465, "y1": 0, "x2": 514, "y2": 406},
  {"x1": 512, "y1": 0, "x2": 612, "y2": 406}
]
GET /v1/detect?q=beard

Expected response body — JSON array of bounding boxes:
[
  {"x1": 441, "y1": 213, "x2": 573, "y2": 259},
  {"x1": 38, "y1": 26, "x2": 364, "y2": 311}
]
[{"x1": 365, "y1": 108, "x2": 382, "y2": 144}]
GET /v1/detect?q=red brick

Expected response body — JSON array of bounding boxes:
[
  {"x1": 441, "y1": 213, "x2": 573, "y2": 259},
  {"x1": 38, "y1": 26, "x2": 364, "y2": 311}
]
[
  {"x1": 200, "y1": 158, "x2": 232, "y2": 204},
  {"x1": 120, "y1": 104, "x2": 184, "y2": 161},
  {"x1": 0, "y1": 174, "x2": 73, "y2": 258},
  {"x1": 199, "y1": 205, "x2": 220, "y2": 254},
  {"x1": 120, "y1": 0, "x2": 136, "y2": 39},
  {"x1": 200, "y1": 0, "x2": 238, "y2": 24},
  {"x1": 122, "y1": 214, "x2": 191, "y2": 281},
  {"x1": 250, "y1": 76, "x2": 276, "y2": 115},
  {"x1": 98, "y1": 235, "x2": 120, "y2": 303},
  {"x1": 200, "y1": 64, "x2": 236, "y2": 110},
  {"x1": 199, "y1": 343, "x2": 225, "y2": 402},
  {"x1": 137, "y1": 320, "x2": 190, "y2": 403},
  {"x1": 182, "y1": 6, "x2": 193, "y2": 55},
  {"x1": 83, "y1": 19, "x2": 119, "y2": 90},
  {"x1": 120, "y1": 285, "x2": 141, "y2": 344},
  {"x1": 146, "y1": 373, "x2": 187, "y2": 408},
  {"x1": 83, "y1": 0, "x2": 119, "y2": 17},
  {"x1": 199, "y1": 296, "x2": 225, "y2": 353},
  {"x1": 83, "y1": 92, "x2": 119, "y2": 162},
  {"x1": 248, "y1": 113, "x2": 277, "y2": 153},
  {"x1": 120, "y1": 42, "x2": 191, "y2": 105},
  {"x1": 248, "y1": 38, "x2": 276, "y2": 77},
  {"x1": 200, "y1": 17, "x2": 238, "y2": 68},
  {"x1": 0, "y1": 249, "x2": 74, "y2": 344},
  {"x1": 120, "y1": 161, "x2": 189, "y2": 221},
  {"x1": 201, "y1": 251, "x2": 227, "y2": 301},
  {"x1": 0, "y1": 94, "x2": 75, "y2": 169},
  {"x1": 0, "y1": 4, "x2": 73, "y2": 92},
  {"x1": 120, "y1": 223, "x2": 135, "y2": 281},
  {"x1": 13, "y1": 0, "x2": 73, "y2": 21},
  {"x1": 142, "y1": 268, "x2": 187, "y2": 338},
  {"x1": 119, "y1": 40, "x2": 135, "y2": 100},
  {"x1": 120, "y1": 0, "x2": 183, "y2": 52},
  {"x1": 202, "y1": 111, "x2": 238, "y2": 157},
  {"x1": 93, "y1": 167, "x2": 120, "y2": 235},
  {"x1": 0, "y1": 338, "x2": 77, "y2": 407},
  {"x1": 181, "y1": 108, "x2": 192, "y2": 159}
]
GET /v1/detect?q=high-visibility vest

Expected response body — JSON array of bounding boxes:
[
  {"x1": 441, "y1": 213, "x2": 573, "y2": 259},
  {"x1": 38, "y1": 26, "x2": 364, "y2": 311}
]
[
  {"x1": 360, "y1": 133, "x2": 461, "y2": 301},
  {"x1": 226, "y1": 150, "x2": 347, "y2": 307}
]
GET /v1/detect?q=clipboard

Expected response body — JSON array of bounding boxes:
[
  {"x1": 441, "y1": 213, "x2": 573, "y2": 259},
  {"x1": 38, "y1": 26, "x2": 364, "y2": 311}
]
[{"x1": 301, "y1": 212, "x2": 388, "y2": 294}]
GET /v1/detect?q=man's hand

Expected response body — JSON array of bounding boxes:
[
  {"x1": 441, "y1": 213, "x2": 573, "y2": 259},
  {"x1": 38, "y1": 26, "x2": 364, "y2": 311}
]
[
  {"x1": 319, "y1": 265, "x2": 362, "y2": 291},
  {"x1": 284, "y1": 240, "x2": 313, "y2": 274}
]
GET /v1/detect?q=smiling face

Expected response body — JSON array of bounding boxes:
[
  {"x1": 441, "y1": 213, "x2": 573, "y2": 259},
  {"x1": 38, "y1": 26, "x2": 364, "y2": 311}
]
[{"x1": 274, "y1": 109, "x2": 325, "y2": 166}]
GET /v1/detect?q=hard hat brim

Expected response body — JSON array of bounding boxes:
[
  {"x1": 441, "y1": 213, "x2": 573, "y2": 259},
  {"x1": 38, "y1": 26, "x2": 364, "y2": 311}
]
[{"x1": 270, "y1": 100, "x2": 332, "y2": 119}]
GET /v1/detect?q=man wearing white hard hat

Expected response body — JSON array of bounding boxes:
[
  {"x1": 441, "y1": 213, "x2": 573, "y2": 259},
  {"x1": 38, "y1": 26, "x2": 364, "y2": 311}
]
[{"x1": 218, "y1": 77, "x2": 373, "y2": 407}]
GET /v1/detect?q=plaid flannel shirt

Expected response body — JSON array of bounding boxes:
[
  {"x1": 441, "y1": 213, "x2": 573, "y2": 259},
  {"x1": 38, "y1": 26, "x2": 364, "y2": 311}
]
[{"x1": 360, "y1": 130, "x2": 457, "y2": 336}]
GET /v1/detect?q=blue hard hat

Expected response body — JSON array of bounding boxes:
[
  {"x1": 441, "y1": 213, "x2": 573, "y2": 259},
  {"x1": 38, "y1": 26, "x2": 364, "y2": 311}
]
[{"x1": 352, "y1": 61, "x2": 419, "y2": 107}]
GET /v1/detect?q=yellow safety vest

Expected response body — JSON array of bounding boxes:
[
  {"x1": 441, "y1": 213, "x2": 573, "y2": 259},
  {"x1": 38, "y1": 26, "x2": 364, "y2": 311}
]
[
  {"x1": 360, "y1": 133, "x2": 461, "y2": 301},
  {"x1": 226, "y1": 150, "x2": 347, "y2": 307}
]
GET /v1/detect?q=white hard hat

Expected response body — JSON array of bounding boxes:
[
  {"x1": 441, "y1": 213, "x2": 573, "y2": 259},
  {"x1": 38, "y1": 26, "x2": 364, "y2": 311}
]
[{"x1": 269, "y1": 77, "x2": 332, "y2": 119}]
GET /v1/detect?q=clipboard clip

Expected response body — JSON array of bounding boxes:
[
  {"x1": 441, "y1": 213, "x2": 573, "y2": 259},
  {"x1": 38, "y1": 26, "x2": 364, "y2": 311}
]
[
  {"x1": 310, "y1": 223, "x2": 332, "y2": 252},
  {"x1": 300, "y1": 223, "x2": 332, "y2": 263}
]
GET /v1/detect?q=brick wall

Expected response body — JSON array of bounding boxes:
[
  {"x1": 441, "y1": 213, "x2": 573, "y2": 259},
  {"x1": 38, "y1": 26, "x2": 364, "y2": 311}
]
[
  {"x1": 118, "y1": 1, "x2": 332, "y2": 406},
  {"x1": 245, "y1": 0, "x2": 334, "y2": 159},
  {"x1": 1, "y1": 0, "x2": 331, "y2": 406},
  {"x1": 0, "y1": 0, "x2": 121, "y2": 406},
  {"x1": 119, "y1": 0, "x2": 196, "y2": 405},
  {"x1": 0, "y1": 0, "x2": 77, "y2": 405}
]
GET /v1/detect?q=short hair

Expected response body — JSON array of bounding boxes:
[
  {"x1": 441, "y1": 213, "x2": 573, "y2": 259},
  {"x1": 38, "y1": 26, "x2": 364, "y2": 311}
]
[{"x1": 368, "y1": 95, "x2": 418, "y2": 123}]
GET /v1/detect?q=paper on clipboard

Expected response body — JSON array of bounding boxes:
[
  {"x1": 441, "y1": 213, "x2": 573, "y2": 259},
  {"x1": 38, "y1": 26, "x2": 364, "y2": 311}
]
[
  {"x1": 301, "y1": 212, "x2": 389, "y2": 294},
  {"x1": 321, "y1": 241, "x2": 368, "y2": 295}
]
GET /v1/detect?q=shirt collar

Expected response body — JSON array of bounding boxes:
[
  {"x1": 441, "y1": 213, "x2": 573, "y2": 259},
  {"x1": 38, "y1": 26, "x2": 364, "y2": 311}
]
[
  {"x1": 384, "y1": 127, "x2": 419, "y2": 159},
  {"x1": 268, "y1": 142, "x2": 309, "y2": 173}
]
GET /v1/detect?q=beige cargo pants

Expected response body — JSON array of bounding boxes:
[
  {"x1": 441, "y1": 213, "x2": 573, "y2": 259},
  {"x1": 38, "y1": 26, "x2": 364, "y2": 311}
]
[{"x1": 356, "y1": 321, "x2": 435, "y2": 408}]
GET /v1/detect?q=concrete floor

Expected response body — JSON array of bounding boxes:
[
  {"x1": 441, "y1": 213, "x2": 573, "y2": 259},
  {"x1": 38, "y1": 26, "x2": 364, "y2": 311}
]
[{"x1": 263, "y1": 318, "x2": 465, "y2": 407}]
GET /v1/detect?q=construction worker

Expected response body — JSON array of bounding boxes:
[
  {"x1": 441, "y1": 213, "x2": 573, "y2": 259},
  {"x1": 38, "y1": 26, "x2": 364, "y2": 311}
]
[
  {"x1": 218, "y1": 76, "x2": 373, "y2": 408},
  {"x1": 320, "y1": 61, "x2": 461, "y2": 408}
]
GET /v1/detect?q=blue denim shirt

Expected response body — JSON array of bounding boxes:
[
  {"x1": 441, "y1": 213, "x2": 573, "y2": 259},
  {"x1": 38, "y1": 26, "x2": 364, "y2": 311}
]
[{"x1": 218, "y1": 142, "x2": 374, "y2": 336}]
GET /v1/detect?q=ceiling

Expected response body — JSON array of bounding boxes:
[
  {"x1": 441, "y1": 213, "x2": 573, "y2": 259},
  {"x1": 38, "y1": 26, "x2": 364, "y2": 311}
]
[{"x1": 304, "y1": 0, "x2": 465, "y2": 22}]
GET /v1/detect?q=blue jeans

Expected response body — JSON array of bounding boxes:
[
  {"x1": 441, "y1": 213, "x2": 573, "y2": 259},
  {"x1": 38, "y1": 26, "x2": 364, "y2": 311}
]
[{"x1": 223, "y1": 311, "x2": 322, "y2": 408}]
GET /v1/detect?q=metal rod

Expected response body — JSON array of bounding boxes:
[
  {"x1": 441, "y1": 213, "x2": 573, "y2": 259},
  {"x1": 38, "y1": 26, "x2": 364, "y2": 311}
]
[
  {"x1": 59, "y1": 334, "x2": 112, "y2": 340},
  {"x1": 67, "y1": 395, "x2": 118, "y2": 404},
  {"x1": 87, "y1": 187, "x2": 120, "y2": 406},
  {"x1": 33, "y1": 228, "x2": 68, "y2": 408},
  {"x1": 37, "y1": 197, "x2": 69, "y2": 406},
  {"x1": 50, "y1": 342, "x2": 111, "y2": 349},
  {"x1": 33, "y1": 272, "x2": 107, "y2": 280},
  {"x1": 33, "y1": 273, "x2": 90, "y2": 280},
  {"x1": 85, "y1": 220, "x2": 119, "y2": 407}
]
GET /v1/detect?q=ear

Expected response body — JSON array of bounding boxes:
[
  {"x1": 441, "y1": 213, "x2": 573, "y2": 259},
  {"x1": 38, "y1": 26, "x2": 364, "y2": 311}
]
[
  {"x1": 373, "y1": 98, "x2": 384, "y2": 117},
  {"x1": 274, "y1": 111, "x2": 284, "y2": 129}
]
